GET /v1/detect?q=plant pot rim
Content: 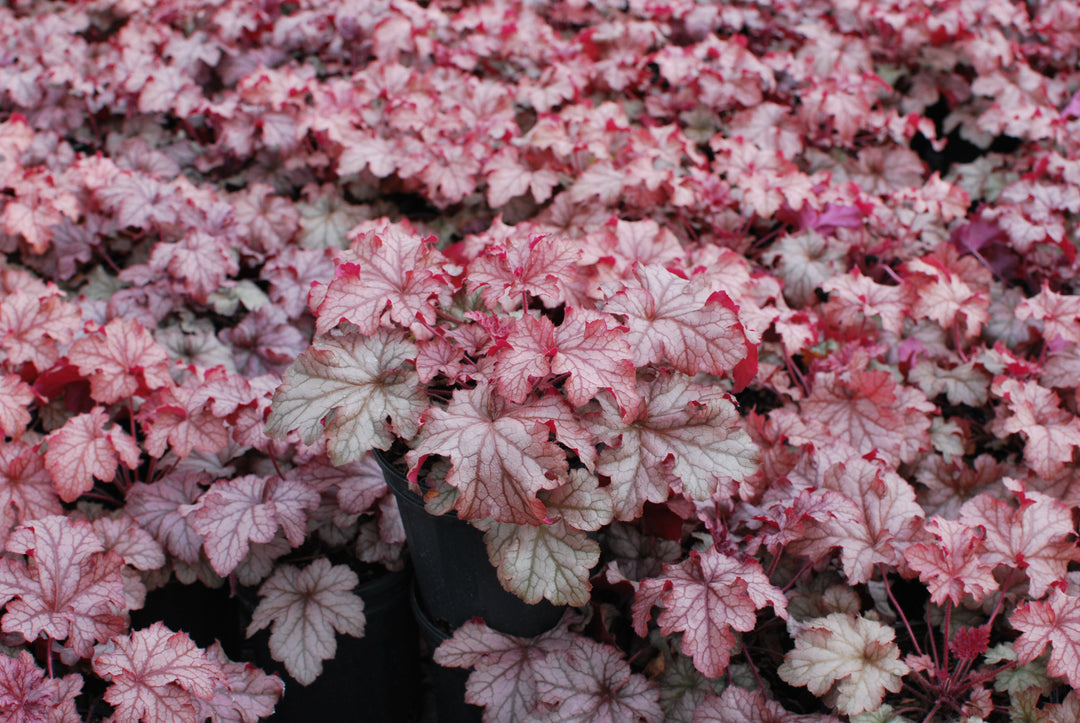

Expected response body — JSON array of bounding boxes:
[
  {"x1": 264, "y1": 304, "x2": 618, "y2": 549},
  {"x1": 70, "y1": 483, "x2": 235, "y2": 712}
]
[{"x1": 374, "y1": 447, "x2": 462, "y2": 519}]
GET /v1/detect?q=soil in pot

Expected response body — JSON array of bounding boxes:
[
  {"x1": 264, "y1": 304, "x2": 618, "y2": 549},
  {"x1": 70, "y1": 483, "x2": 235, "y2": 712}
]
[{"x1": 376, "y1": 449, "x2": 565, "y2": 637}]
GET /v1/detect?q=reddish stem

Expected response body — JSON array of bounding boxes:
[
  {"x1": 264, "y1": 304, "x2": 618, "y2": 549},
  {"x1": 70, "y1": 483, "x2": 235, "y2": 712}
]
[
  {"x1": 879, "y1": 564, "x2": 925, "y2": 658},
  {"x1": 81, "y1": 490, "x2": 124, "y2": 506},
  {"x1": 983, "y1": 568, "x2": 1015, "y2": 631},
  {"x1": 942, "y1": 601, "x2": 952, "y2": 679},
  {"x1": 765, "y1": 546, "x2": 784, "y2": 578},
  {"x1": 780, "y1": 559, "x2": 814, "y2": 594},
  {"x1": 783, "y1": 350, "x2": 810, "y2": 396},
  {"x1": 741, "y1": 646, "x2": 768, "y2": 693},
  {"x1": 270, "y1": 452, "x2": 284, "y2": 479},
  {"x1": 926, "y1": 598, "x2": 941, "y2": 670},
  {"x1": 964, "y1": 660, "x2": 1016, "y2": 690},
  {"x1": 952, "y1": 320, "x2": 968, "y2": 362},
  {"x1": 45, "y1": 634, "x2": 54, "y2": 678}
]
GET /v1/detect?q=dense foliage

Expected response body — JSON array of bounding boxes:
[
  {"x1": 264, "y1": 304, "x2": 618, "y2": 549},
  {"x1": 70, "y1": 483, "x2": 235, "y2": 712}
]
[{"x1": 1, "y1": 0, "x2": 1080, "y2": 720}]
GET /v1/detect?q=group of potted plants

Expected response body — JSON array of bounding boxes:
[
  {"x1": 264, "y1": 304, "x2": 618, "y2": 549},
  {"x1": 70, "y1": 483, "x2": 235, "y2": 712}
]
[{"x1": 2, "y1": 0, "x2": 1080, "y2": 720}]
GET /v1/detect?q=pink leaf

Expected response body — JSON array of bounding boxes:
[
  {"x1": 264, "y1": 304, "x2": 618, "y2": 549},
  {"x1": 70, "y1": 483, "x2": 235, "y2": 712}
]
[
  {"x1": 68, "y1": 318, "x2": 172, "y2": 405},
  {"x1": 604, "y1": 265, "x2": 756, "y2": 388},
  {"x1": 904, "y1": 518, "x2": 998, "y2": 606},
  {"x1": 494, "y1": 308, "x2": 638, "y2": 410},
  {"x1": 587, "y1": 372, "x2": 759, "y2": 520},
  {"x1": 0, "y1": 651, "x2": 60, "y2": 723},
  {"x1": 329, "y1": 453, "x2": 390, "y2": 517},
  {"x1": 821, "y1": 269, "x2": 908, "y2": 336},
  {"x1": 692, "y1": 687, "x2": 840, "y2": 723},
  {"x1": 903, "y1": 254, "x2": 990, "y2": 340},
  {"x1": 314, "y1": 222, "x2": 450, "y2": 335},
  {"x1": 189, "y1": 475, "x2": 318, "y2": 577},
  {"x1": 138, "y1": 378, "x2": 230, "y2": 460},
  {"x1": 959, "y1": 479, "x2": 1079, "y2": 599},
  {"x1": 990, "y1": 378, "x2": 1080, "y2": 479},
  {"x1": 266, "y1": 328, "x2": 426, "y2": 465},
  {"x1": 126, "y1": 474, "x2": 208, "y2": 565},
  {"x1": 433, "y1": 619, "x2": 572, "y2": 721},
  {"x1": 94, "y1": 622, "x2": 224, "y2": 723},
  {"x1": 468, "y1": 233, "x2": 579, "y2": 311},
  {"x1": 0, "y1": 516, "x2": 127, "y2": 658},
  {"x1": 796, "y1": 366, "x2": 934, "y2": 466},
  {"x1": 483, "y1": 148, "x2": 558, "y2": 206},
  {"x1": 408, "y1": 385, "x2": 568, "y2": 524},
  {"x1": 789, "y1": 452, "x2": 924, "y2": 585},
  {"x1": 532, "y1": 636, "x2": 662, "y2": 722},
  {"x1": 92, "y1": 516, "x2": 166, "y2": 572},
  {"x1": 94, "y1": 172, "x2": 178, "y2": 231},
  {"x1": 632, "y1": 547, "x2": 786, "y2": 678},
  {"x1": 0, "y1": 441, "x2": 63, "y2": 528},
  {"x1": 148, "y1": 232, "x2": 239, "y2": 304},
  {"x1": 0, "y1": 291, "x2": 82, "y2": 371},
  {"x1": 192, "y1": 642, "x2": 283, "y2": 723},
  {"x1": 0, "y1": 375, "x2": 33, "y2": 439},
  {"x1": 1012, "y1": 588, "x2": 1080, "y2": 688},
  {"x1": 44, "y1": 408, "x2": 140, "y2": 503}
]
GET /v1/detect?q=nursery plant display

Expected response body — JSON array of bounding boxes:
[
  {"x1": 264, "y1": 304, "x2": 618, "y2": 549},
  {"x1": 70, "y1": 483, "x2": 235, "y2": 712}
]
[{"x1": 2, "y1": 0, "x2": 1080, "y2": 721}]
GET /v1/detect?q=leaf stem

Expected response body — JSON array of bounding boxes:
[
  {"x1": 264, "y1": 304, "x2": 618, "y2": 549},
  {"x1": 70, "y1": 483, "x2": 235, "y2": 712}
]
[
  {"x1": 45, "y1": 634, "x2": 54, "y2": 678},
  {"x1": 942, "y1": 600, "x2": 951, "y2": 678},
  {"x1": 964, "y1": 660, "x2": 1015, "y2": 690},
  {"x1": 926, "y1": 598, "x2": 940, "y2": 670},
  {"x1": 765, "y1": 546, "x2": 784, "y2": 578},
  {"x1": 983, "y1": 568, "x2": 1015, "y2": 631},
  {"x1": 82, "y1": 489, "x2": 124, "y2": 506},
  {"x1": 782, "y1": 350, "x2": 810, "y2": 396},
  {"x1": 879, "y1": 564, "x2": 924, "y2": 658},
  {"x1": 779, "y1": 558, "x2": 813, "y2": 594},
  {"x1": 741, "y1": 645, "x2": 768, "y2": 692},
  {"x1": 269, "y1": 451, "x2": 284, "y2": 479}
]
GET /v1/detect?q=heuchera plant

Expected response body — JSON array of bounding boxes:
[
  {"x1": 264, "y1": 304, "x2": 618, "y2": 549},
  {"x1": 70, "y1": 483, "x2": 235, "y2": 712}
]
[
  {"x1": 3, "y1": 0, "x2": 1080, "y2": 720},
  {"x1": 267, "y1": 215, "x2": 762, "y2": 610}
]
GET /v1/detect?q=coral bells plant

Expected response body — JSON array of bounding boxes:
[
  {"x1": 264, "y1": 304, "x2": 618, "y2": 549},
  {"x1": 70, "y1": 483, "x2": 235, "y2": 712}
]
[
  {"x1": 267, "y1": 216, "x2": 762, "y2": 608},
  {"x1": 2, "y1": 0, "x2": 1080, "y2": 719}
]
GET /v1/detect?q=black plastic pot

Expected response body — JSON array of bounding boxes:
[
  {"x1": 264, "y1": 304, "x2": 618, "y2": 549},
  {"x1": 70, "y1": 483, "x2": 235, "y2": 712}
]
[
  {"x1": 244, "y1": 566, "x2": 421, "y2": 722},
  {"x1": 412, "y1": 586, "x2": 483, "y2": 723},
  {"x1": 376, "y1": 449, "x2": 565, "y2": 637},
  {"x1": 132, "y1": 580, "x2": 247, "y2": 659}
]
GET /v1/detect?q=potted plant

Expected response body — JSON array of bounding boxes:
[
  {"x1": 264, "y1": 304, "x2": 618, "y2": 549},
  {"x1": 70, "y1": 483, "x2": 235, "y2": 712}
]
[
  {"x1": 5, "y1": 0, "x2": 1080, "y2": 721},
  {"x1": 0, "y1": 259, "x2": 420, "y2": 720},
  {"x1": 265, "y1": 214, "x2": 764, "y2": 636}
]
